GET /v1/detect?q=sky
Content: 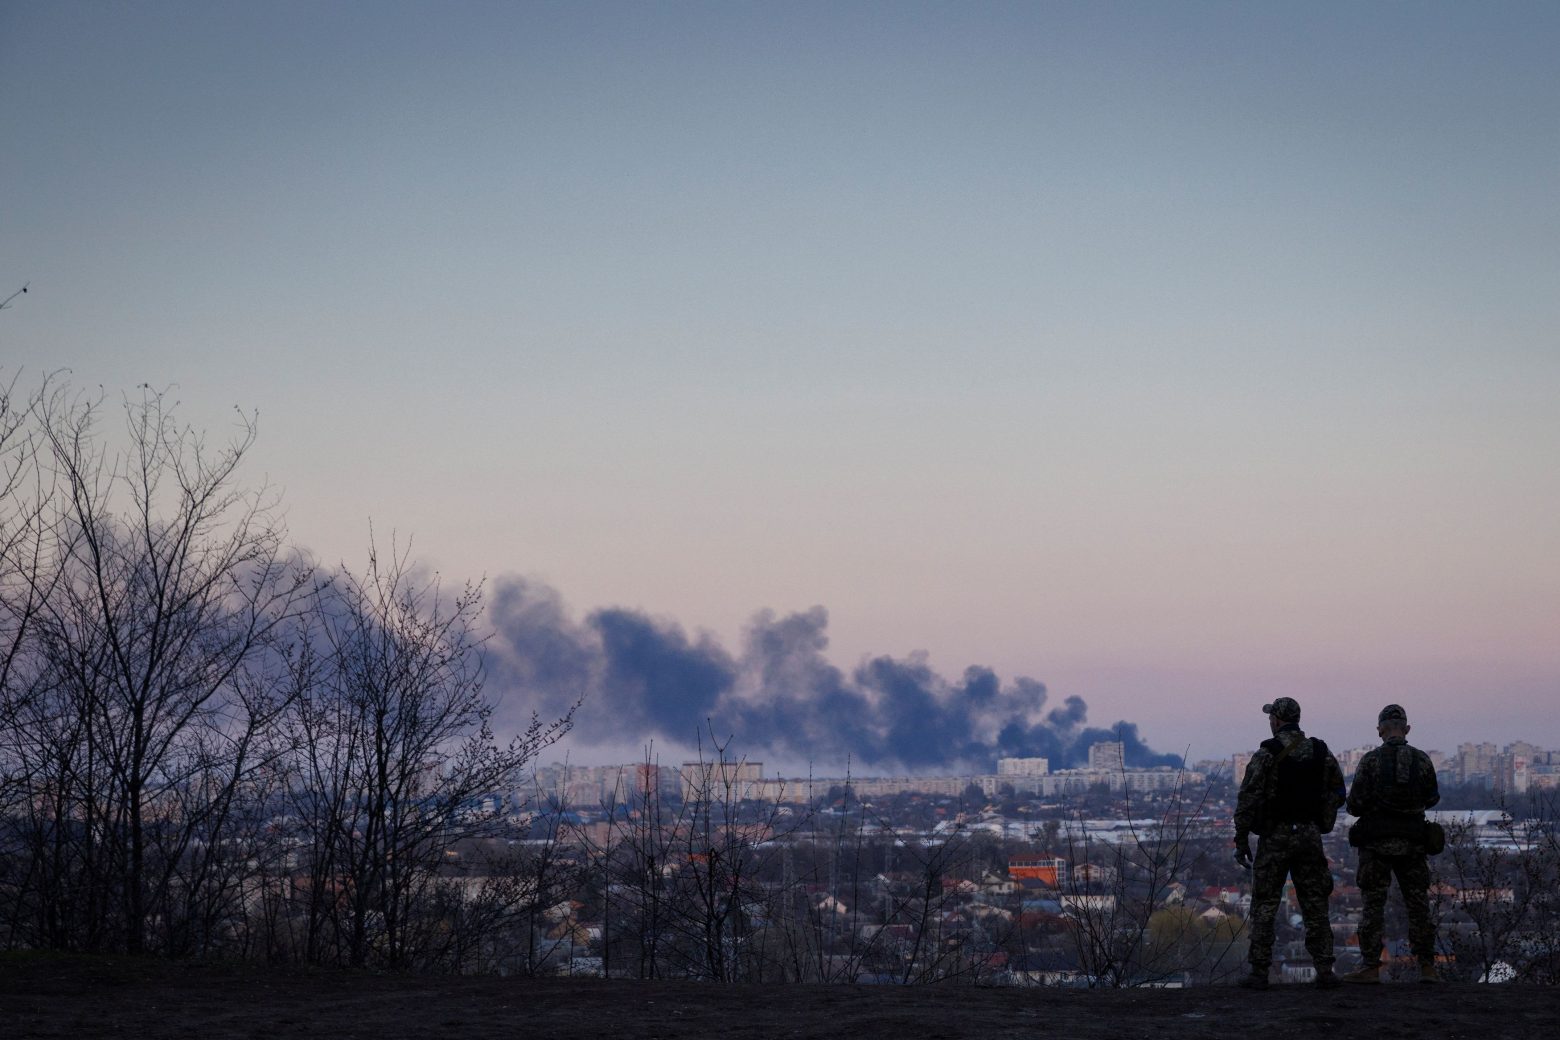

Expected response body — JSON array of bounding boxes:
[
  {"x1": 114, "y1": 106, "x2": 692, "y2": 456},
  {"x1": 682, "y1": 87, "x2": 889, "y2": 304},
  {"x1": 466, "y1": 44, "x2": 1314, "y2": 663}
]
[{"x1": 3, "y1": 1, "x2": 1558, "y2": 770}]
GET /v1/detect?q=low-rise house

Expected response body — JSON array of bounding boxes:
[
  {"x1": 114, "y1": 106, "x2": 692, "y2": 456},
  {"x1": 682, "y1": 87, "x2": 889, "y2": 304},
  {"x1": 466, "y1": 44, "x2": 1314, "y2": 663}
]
[{"x1": 1004, "y1": 949, "x2": 1089, "y2": 987}]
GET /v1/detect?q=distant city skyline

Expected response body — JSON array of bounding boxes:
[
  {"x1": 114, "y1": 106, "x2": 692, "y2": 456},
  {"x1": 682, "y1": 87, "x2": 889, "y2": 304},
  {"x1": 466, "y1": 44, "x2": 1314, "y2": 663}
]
[
  {"x1": 532, "y1": 733, "x2": 1560, "y2": 790},
  {"x1": 3, "y1": 2, "x2": 1557, "y2": 767}
]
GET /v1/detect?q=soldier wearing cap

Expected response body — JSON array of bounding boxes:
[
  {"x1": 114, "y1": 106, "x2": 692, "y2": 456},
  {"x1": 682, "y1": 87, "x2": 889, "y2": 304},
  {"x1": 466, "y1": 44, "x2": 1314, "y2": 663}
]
[
  {"x1": 1233, "y1": 696, "x2": 1347, "y2": 989},
  {"x1": 1343, "y1": 704, "x2": 1441, "y2": 984}
]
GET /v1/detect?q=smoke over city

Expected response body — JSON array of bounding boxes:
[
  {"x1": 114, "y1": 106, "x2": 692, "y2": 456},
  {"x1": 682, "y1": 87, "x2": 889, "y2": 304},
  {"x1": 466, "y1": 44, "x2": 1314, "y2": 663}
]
[{"x1": 485, "y1": 577, "x2": 1182, "y2": 772}]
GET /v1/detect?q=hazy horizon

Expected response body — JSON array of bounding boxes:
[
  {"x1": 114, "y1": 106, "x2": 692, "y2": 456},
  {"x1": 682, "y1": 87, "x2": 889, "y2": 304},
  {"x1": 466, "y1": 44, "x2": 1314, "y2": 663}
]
[{"x1": 4, "y1": 2, "x2": 1557, "y2": 769}]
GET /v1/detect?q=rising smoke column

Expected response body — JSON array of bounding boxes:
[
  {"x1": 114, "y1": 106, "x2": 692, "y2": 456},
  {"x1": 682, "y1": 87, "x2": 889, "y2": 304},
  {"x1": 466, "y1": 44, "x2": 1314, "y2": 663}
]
[{"x1": 483, "y1": 577, "x2": 1182, "y2": 770}]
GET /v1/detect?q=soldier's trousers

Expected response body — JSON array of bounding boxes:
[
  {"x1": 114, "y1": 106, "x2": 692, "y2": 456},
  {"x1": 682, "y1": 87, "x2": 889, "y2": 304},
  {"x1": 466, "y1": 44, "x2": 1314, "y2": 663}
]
[
  {"x1": 1249, "y1": 825, "x2": 1334, "y2": 971},
  {"x1": 1356, "y1": 849, "x2": 1434, "y2": 966}
]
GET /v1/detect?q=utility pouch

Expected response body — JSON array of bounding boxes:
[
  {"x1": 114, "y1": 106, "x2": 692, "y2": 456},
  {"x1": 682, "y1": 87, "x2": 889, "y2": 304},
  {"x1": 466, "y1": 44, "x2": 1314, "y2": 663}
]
[{"x1": 1423, "y1": 821, "x2": 1447, "y2": 855}]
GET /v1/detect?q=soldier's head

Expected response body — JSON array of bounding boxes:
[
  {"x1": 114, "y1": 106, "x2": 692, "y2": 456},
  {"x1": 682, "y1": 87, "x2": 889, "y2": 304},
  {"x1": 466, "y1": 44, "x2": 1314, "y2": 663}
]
[
  {"x1": 1377, "y1": 703, "x2": 1410, "y2": 739},
  {"x1": 1262, "y1": 697, "x2": 1301, "y2": 733}
]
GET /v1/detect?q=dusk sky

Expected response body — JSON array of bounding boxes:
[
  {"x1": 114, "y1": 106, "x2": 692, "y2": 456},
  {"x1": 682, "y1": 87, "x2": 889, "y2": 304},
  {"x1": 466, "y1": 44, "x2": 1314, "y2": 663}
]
[{"x1": 3, "y1": 2, "x2": 1557, "y2": 768}]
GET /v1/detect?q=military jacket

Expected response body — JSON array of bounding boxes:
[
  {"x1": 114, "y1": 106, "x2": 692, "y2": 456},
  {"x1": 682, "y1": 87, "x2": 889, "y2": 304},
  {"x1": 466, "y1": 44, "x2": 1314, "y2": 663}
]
[
  {"x1": 1235, "y1": 726, "x2": 1347, "y2": 842},
  {"x1": 1346, "y1": 737, "x2": 1439, "y2": 855}
]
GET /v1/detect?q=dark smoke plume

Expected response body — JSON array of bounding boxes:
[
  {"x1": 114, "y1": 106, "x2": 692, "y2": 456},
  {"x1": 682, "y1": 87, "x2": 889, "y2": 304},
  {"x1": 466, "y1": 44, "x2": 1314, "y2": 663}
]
[{"x1": 484, "y1": 577, "x2": 1182, "y2": 772}]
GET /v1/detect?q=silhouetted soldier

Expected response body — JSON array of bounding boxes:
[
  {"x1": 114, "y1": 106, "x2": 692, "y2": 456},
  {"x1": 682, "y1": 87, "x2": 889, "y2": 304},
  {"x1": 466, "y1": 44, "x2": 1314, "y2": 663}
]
[
  {"x1": 1343, "y1": 703, "x2": 1441, "y2": 984},
  {"x1": 1233, "y1": 697, "x2": 1347, "y2": 989}
]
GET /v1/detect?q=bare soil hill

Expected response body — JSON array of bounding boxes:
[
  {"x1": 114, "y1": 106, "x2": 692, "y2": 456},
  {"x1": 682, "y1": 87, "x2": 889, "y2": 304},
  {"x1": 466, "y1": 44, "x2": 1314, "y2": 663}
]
[{"x1": 2, "y1": 954, "x2": 1555, "y2": 1039}]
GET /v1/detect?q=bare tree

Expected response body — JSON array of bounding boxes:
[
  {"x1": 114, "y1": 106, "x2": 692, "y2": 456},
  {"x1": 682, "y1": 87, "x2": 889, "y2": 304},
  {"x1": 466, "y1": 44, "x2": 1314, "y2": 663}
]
[
  {"x1": 1, "y1": 382, "x2": 311, "y2": 954},
  {"x1": 1056, "y1": 762, "x2": 1238, "y2": 987},
  {"x1": 573, "y1": 734, "x2": 820, "y2": 983},
  {"x1": 586, "y1": 752, "x2": 682, "y2": 980},
  {"x1": 0, "y1": 371, "x2": 56, "y2": 778},
  {"x1": 1435, "y1": 794, "x2": 1560, "y2": 982},
  {"x1": 284, "y1": 538, "x2": 571, "y2": 969},
  {"x1": 2, "y1": 378, "x2": 576, "y2": 970}
]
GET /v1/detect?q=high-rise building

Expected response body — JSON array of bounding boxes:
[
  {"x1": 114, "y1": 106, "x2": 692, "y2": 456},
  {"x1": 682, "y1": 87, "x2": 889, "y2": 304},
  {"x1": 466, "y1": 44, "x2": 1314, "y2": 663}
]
[
  {"x1": 679, "y1": 759, "x2": 765, "y2": 802},
  {"x1": 1088, "y1": 741, "x2": 1125, "y2": 773},
  {"x1": 998, "y1": 757, "x2": 1050, "y2": 777},
  {"x1": 1335, "y1": 746, "x2": 1376, "y2": 778},
  {"x1": 1455, "y1": 742, "x2": 1499, "y2": 783},
  {"x1": 1232, "y1": 752, "x2": 1253, "y2": 782}
]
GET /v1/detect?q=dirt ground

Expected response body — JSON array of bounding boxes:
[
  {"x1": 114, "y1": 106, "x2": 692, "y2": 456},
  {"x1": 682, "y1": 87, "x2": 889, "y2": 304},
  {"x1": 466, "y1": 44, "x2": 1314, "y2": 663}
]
[{"x1": 2, "y1": 954, "x2": 1556, "y2": 1040}]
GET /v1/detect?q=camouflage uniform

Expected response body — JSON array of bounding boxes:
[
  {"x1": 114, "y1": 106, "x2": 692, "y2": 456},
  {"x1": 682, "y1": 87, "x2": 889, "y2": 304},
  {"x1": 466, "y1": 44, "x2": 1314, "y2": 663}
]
[
  {"x1": 1235, "y1": 725, "x2": 1347, "y2": 974},
  {"x1": 1347, "y1": 735, "x2": 1439, "y2": 968}
]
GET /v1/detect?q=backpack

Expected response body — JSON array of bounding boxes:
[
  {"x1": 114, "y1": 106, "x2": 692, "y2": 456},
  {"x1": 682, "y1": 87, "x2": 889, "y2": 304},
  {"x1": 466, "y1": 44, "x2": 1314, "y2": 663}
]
[
  {"x1": 1259, "y1": 736, "x2": 1337, "y2": 833},
  {"x1": 1347, "y1": 743, "x2": 1439, "y2": 852}
]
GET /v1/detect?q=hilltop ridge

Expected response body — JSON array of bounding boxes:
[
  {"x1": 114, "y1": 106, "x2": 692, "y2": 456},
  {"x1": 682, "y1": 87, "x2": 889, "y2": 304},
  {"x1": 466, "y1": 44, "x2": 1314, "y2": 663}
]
[{"x1": 2, "y1": 954, "x2": 1554, "y2": 1039}]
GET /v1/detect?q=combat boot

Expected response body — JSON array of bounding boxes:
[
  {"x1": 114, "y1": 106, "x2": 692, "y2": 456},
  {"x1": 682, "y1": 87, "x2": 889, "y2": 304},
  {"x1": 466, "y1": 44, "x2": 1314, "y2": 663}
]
[
  {"x1": 1418, "y1": 962, "x2": 1440, "y2": 984},
  {"x1": 1314, "y1": 968, "x2": 1341, "y2": 989},
  {"x1": 1341, "y1": 963, "x2": 1381, "y2": 985},
  {"x1": 1237, "y1": 970, "x2": 1270, "y2": 990}
]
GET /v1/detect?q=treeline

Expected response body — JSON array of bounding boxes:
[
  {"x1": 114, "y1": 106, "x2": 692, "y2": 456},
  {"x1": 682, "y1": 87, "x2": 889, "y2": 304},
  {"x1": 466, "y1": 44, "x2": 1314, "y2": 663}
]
[
  {"x1": 0, "y1": 373, "x2": 1228, "y2": 980},
  {"x1": 4, "y1": 375, "x2": 1556, "y2": 984},
  {"x1": 0, "y1": 375, "x2": 569, "y2": 966}
]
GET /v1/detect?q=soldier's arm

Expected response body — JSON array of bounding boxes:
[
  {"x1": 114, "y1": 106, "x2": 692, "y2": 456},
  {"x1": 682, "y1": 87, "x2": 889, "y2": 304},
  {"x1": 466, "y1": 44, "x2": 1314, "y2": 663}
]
[
  {"x1": 1420, "y1": 751, "x2": 1440, "y2": 810},
  {"x1": 1233, "y1": 752, "x2": 1269, "y2": 842},
  {"x1": 1323, "y1": 751, "x2": 1347, "y2": 811}
]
